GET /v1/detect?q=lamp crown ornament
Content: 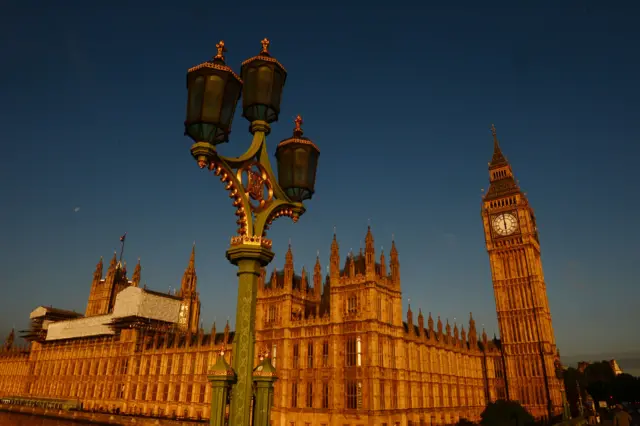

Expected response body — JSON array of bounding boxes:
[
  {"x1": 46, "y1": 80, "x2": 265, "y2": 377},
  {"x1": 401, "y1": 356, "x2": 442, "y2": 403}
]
[
  {"x1": 293, "y1": 115, "x2": 304, "y2": 137},
  {"x1": 260, "y1": 38, "x2": 270, "y2": 54},
  {"x1": 214, "y1": 40, "x2": 227, "y2": 61}
]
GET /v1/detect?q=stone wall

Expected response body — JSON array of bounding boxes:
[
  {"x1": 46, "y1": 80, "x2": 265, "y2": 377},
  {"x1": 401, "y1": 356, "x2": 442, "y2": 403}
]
[{"x1": 0, "y1": 404, "x2": 206, "y2": 425}]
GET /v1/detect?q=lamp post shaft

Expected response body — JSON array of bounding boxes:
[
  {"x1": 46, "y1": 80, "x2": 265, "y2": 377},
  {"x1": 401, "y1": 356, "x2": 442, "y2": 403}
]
[{"x1": 226, "y1": 244, "x2": 275, "y2": 426}]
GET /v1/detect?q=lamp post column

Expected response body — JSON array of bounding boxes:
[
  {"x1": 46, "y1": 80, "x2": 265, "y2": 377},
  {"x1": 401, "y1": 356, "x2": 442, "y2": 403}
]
[
  {"x1": 207, "y1": 348, "x2": 236, "y2": 426},
  {"x1": 226, "y1": 242, "x2": 275, "y2": 426},
  {"x1": 252, "y1": 356, "x2": 278, "y2": 426}
]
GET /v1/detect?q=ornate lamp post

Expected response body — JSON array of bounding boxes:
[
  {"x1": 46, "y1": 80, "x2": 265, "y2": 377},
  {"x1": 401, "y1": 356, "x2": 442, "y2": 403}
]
[{"x1": 184, "y1": 39, "x2": 320, "y2": 426}]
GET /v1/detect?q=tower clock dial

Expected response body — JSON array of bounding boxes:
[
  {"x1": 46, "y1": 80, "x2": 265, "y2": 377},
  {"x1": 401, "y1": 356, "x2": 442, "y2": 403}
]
[{"x1": 491, "y1": 212, "x2": 518, "y2": 236}]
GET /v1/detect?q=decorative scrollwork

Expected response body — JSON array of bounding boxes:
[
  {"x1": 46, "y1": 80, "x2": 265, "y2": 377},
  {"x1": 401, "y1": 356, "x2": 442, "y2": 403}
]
[
  {"x1": 263, "y1": 206, "x2": 299, "y2": 236},
  {"x1": 237, "y1": 162, "x2": 274, "y2": 213},
  {"x1": 209, "y1": 160, "x2": 249, "y2": 235},
  {"x1": 195, "y1": 122, "x2": 306, "y2": 241}
]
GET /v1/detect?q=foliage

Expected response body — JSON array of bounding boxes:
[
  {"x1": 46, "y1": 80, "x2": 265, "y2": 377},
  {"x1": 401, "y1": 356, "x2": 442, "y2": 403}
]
[
  {"x1": 563, "y1": 360, "x2": 640, "y2": 415},
  {"x1": 480, "y1": 400, "x2": 535, "y2": 426},
  {"x1": 457, "y1": 418, "x2": 477, "y2": 426}
]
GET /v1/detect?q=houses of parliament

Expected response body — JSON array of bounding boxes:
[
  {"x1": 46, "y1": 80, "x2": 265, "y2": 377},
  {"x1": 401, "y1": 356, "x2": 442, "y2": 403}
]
[{"x1": 0, "y1": 128, "x2": 565, "y2": 426}]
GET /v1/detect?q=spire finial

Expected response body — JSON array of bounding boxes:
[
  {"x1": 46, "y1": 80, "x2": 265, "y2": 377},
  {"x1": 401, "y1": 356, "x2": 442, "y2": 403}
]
[
  {"x1": 214, "y1": 40, "x2": 226, "y2": 61},
  {"x1": 293, "y1": 115, "x2": 304, "y2": 137},
  {"x1": 488, "y1": 123, "x2": 508, "y2": 168},
  {"x1": 260, "y1": 38, "x2": 270, "y2": 54}
]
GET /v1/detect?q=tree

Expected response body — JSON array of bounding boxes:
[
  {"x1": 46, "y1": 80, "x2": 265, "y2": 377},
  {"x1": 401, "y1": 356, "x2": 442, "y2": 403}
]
[
  {"x1": 480, "y1": 400, "x2": 535, "y2": 426},
  {"x1": 457, "y1": 418, "x2": 477, "y2": 426},
  {"x1": 612, "y1": 373, "x2": 640, "y2": 403}
]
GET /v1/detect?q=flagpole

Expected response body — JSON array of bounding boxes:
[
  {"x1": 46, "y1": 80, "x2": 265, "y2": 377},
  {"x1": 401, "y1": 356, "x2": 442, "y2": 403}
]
[{"x1": 119, "y1": 232, "x2": 127, "y2": 263}]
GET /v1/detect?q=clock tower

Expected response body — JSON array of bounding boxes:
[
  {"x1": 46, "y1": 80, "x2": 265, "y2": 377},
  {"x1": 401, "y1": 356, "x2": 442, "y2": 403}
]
[{"x1": 481, "y1": 125, "x2": 562, "y2": 419}]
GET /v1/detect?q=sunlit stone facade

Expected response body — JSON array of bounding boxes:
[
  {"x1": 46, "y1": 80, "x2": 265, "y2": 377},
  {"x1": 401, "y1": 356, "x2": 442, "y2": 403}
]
[
  {"x1": 0, "y1": 130, "x2": 564, "y2": 424},
  {"x1": 255, "y1": 230, "x2": 507, "y2": 426}
]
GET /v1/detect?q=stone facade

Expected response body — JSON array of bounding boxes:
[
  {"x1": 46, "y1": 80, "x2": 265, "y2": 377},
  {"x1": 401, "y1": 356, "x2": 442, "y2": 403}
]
[
  {"x1": 255, "y1": 230, "x2": 507, "y2": 426},
  {"x1": 0, "y1": 130, "x2": 563, "y2": 425}
]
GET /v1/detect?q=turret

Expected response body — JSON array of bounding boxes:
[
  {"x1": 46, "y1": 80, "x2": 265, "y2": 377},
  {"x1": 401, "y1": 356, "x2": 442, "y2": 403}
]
[
  {"x1": 406, "y1": 304, "x2": 414, "y2": 335},
  {"x1": 284, "y1": 243, "x2": 294, "y2": 290},
  {"x1": 105, "y1": 252, "x2": 118, "y2": 282},
  {"x1": 313, "y1": 254, "x2": 322, "y2": 298},
  {"x1": 179, "y1": 244, "x2": 200, "y2": 333},
  {"x1": 468, "y1": 312, "x2": 477, "y2": 343},
  {"x1": 223, "y1": 320, "x2": 230, "y2": 345},
  {"x1": 3, "y1": 328, "x2": 14, "y2": 351},
  {"x1": 330, "y1": 232, "x2": 340, "y2": 278},
  {"x1": 348, "y1": 250, "x2": 355, "y2": 277},
  {"x1": 93, "y1": 257, "x2": 103, "y2": 284},
  {"x1": 428, "y1": 312, "x2": 434, "y2": 334},
  {"x1": 379, "y1": 249, "x2": 387, "y2": 277},
  {"x1": 365, "y1": 226, "x2": 375, "y2": 278},
  {"x1": 300, "y1": 266, "x2": 308, "y2": 292},
  {"x1": 131, "y1": 259, "x2": 141, "y2": 287},
  {"x1": 210, "y1": 322, "x2": 217, "y2": 347},
  {"x1": 180, "y1": 244, "x2": 197, "y2": 296},
  {"x1": 417, "y1": 309, "x2": 425, "y2": 337},
  {"x1": 390, "y1": 239, "x2": 400, "y2": 287}
]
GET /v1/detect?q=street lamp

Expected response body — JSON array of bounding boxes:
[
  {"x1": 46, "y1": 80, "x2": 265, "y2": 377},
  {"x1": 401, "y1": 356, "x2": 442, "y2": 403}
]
[{"x1": 185, "y1": 39, "x2": 320, "y2": 426}]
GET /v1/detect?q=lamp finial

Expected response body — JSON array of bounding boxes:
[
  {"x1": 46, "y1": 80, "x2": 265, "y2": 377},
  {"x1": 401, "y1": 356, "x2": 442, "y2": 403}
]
[
  {"x1": 261, "y1": 38, "x2": 270, "y2": 54},
  {"x1": 214, "y1": 41, "x2": 226, "y2": 61},
  {"x1": 294, "y1": 115, "x2": 303, "y2": 137}
]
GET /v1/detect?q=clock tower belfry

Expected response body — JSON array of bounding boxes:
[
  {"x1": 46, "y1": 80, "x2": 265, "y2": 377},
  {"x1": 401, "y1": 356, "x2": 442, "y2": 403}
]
[{"x1": 481, "y1": 125, "x2": 562, "y2": 419}]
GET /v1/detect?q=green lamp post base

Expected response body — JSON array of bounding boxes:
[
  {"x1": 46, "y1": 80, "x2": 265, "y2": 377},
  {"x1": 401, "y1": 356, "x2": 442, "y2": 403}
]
[
  {"x1": 252, "y1": 356, "x2": 278, "y2": 426},
  {"x1": 208, "y1": 350, "x2": 236, "y2": 426},
  {"x1": 226, "y1": 240, "x2": 275, "y2": 426}
]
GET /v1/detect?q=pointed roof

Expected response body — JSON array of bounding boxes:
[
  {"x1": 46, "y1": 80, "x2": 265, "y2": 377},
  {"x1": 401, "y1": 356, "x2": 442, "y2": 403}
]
[
  {"x1": 365, "y1": 225, "x2": 374, "y2": 245},
  {"x1": 285, "y1": 242, "x2": 293, "y2": 265},
  {"x1": 132, "y1": 259, "x2": 141, "y2": 287},
  {"x1": 489, "y1": 124, "x2": 509, "y2": 169},
  {"x1": 188, "y1": 243, "x2": 196, "y2": 269},
  {"x1": 331, "y1": 232, "x2": 339, "y2": 252},
  {"x1": 484, "y1": 124, "x2": 521, "y2": 201}
]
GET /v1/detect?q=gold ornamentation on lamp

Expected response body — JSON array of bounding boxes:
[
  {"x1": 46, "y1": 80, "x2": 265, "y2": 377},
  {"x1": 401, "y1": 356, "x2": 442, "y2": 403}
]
[
  {"x1": 229, "y1": 235, "x2": 273, "y2": 249},
  {"x1": 214, "y1": 40, "x2": 226, "y2": 60},
  {"x1": 260, "y1": 38, "x2": 270, "y2": 54},
  {"x1": 236, "y1": 162, "x2": 274, "y2": 213}
]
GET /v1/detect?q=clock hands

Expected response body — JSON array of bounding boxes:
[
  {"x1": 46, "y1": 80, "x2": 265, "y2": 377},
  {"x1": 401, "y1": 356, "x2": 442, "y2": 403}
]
[{"x1": 502, "y1": 215, "x2": 508, "y2": 234}]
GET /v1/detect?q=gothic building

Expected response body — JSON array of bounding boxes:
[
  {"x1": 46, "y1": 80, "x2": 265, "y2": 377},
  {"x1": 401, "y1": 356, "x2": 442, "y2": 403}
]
[
  {"x1": 0, "y1": 127, "x2": 563, "y2": 425},
  {"x1": 481, "y1": 125, "x2": 563, "y2": 418},
  {"x1": 255, "y1": 231, "x2": 507, "y2": 426}
]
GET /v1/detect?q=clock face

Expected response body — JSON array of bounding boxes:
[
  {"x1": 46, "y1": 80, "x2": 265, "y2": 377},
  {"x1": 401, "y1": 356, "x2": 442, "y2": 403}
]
[{"x1": 491, "y1": 213, "x2": 518, "y2": 236}]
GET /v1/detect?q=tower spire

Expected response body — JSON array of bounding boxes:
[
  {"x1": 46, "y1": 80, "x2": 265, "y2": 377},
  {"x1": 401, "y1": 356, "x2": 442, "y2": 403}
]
[
  {"x1": 489, "y1": 124, "x2": 508, "y2": 168},
  {"x1": 484, "y1": 124, "x2": 520, "y2": 200}
]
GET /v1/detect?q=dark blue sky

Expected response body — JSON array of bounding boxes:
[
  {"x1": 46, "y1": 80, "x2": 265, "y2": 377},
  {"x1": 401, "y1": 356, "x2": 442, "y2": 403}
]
[{"x1": 1, "y1": 1, "x2": 638, "y2": 358}]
